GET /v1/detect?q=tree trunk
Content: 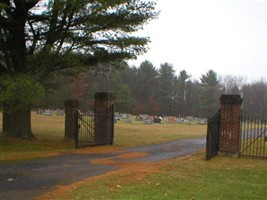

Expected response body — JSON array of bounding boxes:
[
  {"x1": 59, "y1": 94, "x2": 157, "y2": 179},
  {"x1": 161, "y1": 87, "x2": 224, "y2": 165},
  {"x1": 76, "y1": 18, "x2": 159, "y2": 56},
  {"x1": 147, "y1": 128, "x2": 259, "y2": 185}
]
[{"x1": 2, "y1": 107, "x2": 34, "y2": 139}]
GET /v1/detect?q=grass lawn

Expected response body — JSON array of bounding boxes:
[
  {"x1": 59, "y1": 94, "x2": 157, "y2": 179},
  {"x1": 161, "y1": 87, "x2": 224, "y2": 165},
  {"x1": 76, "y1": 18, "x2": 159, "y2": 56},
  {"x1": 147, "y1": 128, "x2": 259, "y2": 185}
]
[
  {"x1": 0, "y1": 113, "x2": 75, "y2": 161},
  {"x1": 114, "y1": 121, "x2": 206, "y2": 147},
  {"x1": 41, "y1": 153, "x2": 267, "y2": 200},
  {"x1": 1, "y1": 112, "x2": 266, "y2": 200},
  {"x1": 0, "y1": 112, "x2": 207, "y2": 161}
]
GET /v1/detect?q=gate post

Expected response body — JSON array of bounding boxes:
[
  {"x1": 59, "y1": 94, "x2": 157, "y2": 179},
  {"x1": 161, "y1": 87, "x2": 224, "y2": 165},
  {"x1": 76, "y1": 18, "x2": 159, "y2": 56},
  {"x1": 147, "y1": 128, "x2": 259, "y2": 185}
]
[
  {"x1": 94, "y1": 92, "x2": 115, "y2": 145},
  {"x1": 219, "y1": 95, "x2": 242, "y2": 157},
  {"x1": 64, "y1": 100, "x2": 79, "y2": 140}
]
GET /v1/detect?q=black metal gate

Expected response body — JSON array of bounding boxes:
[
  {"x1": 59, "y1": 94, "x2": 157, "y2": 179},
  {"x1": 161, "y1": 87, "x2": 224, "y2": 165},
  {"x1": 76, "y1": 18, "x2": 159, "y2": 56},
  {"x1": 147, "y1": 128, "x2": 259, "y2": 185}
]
[
  {"x1": 75, "y1": 111, "x2": 95, "y2": 148},
  {"x1": 206, "y1": 110, "x2": 220, "y2": 160},
  {"x1": 75, "y1": 105, "x2": 114, "y2": 148},
  {"x1": 240, "y1": 112, "x2": 267, "y2": 159}
]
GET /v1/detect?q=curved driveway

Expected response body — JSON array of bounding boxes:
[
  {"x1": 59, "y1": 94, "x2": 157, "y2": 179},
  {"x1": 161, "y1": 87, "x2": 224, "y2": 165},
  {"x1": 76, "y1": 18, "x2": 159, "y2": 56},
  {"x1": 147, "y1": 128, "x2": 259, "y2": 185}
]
[{"x1": 0, "y1": 137, "x2": 205, "y2": 199}]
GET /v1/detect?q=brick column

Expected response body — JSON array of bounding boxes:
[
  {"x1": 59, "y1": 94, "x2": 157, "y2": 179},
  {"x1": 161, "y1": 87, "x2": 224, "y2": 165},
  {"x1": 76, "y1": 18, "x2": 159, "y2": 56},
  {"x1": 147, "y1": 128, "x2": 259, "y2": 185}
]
[
  {"x1": 94, "y1": 92, "x2": 115, "y2": 145},
  {"x1": 219, "y1": 95, "x2": 242, "y2": 156},
  {"x1": 64, "y1": 100, "x2": 79, "y2": 140}
]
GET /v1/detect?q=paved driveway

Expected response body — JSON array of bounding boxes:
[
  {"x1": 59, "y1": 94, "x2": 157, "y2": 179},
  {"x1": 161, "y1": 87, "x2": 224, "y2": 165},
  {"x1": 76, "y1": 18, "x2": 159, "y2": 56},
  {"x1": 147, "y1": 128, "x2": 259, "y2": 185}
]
[{"x1": 0, "y1": 137, "x2": 205, "y2": 199}]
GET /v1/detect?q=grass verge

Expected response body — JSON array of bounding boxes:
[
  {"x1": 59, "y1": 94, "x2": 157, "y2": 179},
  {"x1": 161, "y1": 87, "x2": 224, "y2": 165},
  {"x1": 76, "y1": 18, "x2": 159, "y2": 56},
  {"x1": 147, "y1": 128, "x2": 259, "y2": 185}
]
[{"x1": 39, "y1": 152, "x2": 267, "y2": 200}]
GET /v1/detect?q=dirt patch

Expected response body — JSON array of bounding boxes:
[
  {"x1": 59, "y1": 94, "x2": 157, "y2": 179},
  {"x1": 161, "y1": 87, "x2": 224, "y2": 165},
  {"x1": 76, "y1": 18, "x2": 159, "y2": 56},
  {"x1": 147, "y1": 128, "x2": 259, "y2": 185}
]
[
  {"x1": 38, "y1": 152, "x2": 159, "y2": 200},
  {"x1": 37, "y1": 160, "x2": 162, "y2": 200},
  {"x1": 37, "y1": 155, "x2": 198, "y2": 200},
  {"x1": 1, "y1": 145, "x2": 123, "y2": 162},
  {"x1": 74, "y1": 145, "x2": 123, "y2": 154}
]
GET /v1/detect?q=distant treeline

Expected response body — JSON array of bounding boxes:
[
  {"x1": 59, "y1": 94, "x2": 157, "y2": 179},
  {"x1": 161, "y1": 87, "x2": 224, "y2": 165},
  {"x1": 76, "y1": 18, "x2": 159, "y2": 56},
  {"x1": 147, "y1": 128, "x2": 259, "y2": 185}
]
[{"x1": 39, "y1": 61, "x2": 267, "y2": 119}]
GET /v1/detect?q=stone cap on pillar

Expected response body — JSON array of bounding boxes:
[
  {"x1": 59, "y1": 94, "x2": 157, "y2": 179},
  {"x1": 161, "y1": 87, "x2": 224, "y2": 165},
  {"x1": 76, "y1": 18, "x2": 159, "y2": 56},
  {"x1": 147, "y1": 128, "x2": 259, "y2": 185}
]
[
  {"x1": 94, "y1": 92, "x2": 116, "y2": 100},
  {"x1": 64, "y1": 100, "x2": 79, "y2": 108},
  {"x1": 220, "y1": 95, "x2": 242, "y2": 105}
]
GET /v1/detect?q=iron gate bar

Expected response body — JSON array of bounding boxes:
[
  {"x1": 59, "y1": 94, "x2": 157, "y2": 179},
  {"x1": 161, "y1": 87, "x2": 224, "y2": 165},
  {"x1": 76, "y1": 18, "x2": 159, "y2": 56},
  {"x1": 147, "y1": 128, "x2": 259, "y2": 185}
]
[
  {"x1": 79, "y1": 115, "x2": 95, "y2": 132},
  {"x1": 76, "y1": 105, "x2": 114, "y2": 148},
  {"x1": 76, "y1": 111, "x2": 96, "y2": 148},
  {"x1": 78, "y1": 115, "x2": 94, "y2": 142},
  {"x1": 240, "y1": 129, "x2": 267, "y2": 154},
  {"x1": 240, "y1": 111, "x2": 267, "y2": 159},
  {"x1": 206, "y1": 110, "x2": 220, "y2": 160},
  {"x1": 205, "y1": 96, "x2": 266, "y2": 160}
]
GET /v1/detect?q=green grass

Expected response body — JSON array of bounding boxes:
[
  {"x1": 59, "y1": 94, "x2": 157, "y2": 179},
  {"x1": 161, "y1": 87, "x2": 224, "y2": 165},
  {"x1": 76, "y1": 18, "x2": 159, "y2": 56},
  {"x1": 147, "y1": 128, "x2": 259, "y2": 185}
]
[
  {"x1": 0, "y1": 112, "x2": 207, "y2": 161},
  {"x1": 1, "y1": 112, "x2": 266, "y2": 200},
  {"x1": 69, "y1": 154, "x2": 267, "y2": 200},
  {"x1": 0, "y1": 112, "x2": 74, "y2": 161},
  {"x1": 114, "y1": 121, "x2": 206, "y2": 147},
  {"x1": 0, "y1": 137, "x2": 75, "y2": 161}
]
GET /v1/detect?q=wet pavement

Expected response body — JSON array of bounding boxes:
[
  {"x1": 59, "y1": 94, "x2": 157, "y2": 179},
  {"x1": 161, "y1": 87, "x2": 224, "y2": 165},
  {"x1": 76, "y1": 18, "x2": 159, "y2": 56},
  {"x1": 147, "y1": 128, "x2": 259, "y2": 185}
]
[
  {"x1": 0, "y1": 137, "x2": 205, "y2": 199},
  {"x1": 126, "y1": 137, "x2": 206, "y2": 162}
]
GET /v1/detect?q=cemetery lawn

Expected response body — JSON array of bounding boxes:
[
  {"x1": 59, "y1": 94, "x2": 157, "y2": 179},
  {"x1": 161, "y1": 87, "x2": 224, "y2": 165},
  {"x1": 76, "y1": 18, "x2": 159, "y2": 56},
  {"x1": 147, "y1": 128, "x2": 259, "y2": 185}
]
[
  {"x1": 0, "y1": 112, "x2": 206, "y2": 161},
  {"x1": 0, "y1": 113, "x2": 74, "y2": 161},
  {"x1": 40, "y1": 153, "x2": 267, "y2": 200}
]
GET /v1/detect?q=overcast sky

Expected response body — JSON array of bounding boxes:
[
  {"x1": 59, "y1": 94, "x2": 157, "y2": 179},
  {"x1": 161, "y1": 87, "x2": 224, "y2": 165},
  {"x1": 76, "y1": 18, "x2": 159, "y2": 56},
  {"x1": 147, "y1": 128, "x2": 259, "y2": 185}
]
[{"x1": 128, "y1": 0, "x2": 266, "y2": 82}]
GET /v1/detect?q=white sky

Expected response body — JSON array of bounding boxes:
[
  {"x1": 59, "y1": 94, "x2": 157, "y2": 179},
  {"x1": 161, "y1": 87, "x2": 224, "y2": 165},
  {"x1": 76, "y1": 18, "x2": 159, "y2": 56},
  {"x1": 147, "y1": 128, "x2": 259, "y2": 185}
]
[{"x1": 128, "y1": 0, "x2": 266, "y2": 82}]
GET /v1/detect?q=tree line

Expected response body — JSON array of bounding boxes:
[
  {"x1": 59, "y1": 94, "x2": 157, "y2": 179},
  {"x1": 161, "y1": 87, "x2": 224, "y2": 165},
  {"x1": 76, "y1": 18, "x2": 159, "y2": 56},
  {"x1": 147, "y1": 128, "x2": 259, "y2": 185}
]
[
  {"x1": 41, "y1": 60, "x2": 267, "y2": 119},
  {"x1": 0, "y1": 1, "x2": 265, "y2": 139}
]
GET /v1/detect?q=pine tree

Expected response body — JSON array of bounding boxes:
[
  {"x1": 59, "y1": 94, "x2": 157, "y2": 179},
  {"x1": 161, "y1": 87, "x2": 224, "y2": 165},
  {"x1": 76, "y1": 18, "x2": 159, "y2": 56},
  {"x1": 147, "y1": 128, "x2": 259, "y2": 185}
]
[{"x1": 0, "y1": 0, "x2": 158, "y2": 138}]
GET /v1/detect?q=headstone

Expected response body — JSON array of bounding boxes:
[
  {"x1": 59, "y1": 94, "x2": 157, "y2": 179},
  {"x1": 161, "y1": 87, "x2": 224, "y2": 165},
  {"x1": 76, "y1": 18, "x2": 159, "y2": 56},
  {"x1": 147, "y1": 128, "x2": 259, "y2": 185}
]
[
  {"x1": 153, "y1": 117, "x2": 162, "y2": 123},
  {"x1": 168, "y1": 116, "x2": 176, "y2": 123}
]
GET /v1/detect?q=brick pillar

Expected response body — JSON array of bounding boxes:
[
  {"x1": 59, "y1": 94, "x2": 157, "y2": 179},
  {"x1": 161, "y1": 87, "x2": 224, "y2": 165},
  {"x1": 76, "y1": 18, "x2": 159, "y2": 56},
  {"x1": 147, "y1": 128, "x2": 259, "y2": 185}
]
[
  {"x1": 219, "y1": 95, "x2": 242, "y2": 156},
  {"x1": 64, "y1": 100, "x2": 79, "y2": 140},
  {"x1": 94, "y1": 92, "x2": 115, "y2": 145}
]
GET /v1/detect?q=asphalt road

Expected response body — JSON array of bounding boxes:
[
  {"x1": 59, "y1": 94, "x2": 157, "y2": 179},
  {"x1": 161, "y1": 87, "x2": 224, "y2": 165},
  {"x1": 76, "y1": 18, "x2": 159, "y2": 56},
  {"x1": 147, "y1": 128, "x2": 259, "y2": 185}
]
[{"x1": 0, "y1": 137, "x2": 206, "y2": 200}]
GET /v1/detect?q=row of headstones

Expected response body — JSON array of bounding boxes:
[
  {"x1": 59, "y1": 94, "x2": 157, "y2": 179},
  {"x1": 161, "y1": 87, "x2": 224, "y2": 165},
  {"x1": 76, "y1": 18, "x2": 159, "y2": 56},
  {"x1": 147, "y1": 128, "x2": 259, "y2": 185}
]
[
  {"x1": 116, "y1": 113, "x2": 207, "y2": 124},
  {"x1": 36, "y1": 108, "x2": 64, "y2": 116}
]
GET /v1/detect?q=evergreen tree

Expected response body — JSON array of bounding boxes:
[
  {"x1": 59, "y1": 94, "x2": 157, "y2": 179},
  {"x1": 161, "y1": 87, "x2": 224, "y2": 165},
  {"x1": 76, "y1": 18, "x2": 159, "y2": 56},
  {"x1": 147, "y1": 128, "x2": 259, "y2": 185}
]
[
  {"x1": 157, "y1": 62, "x2": 176, "y2": 115},
  {"x1": 199, "y1": 70, "x2": 221, "y2": 118},
  {"x1": 112, "y1": 70, "x2": 136, "y2": 113},
  {"x1": 134, "y1": 60, "x2": 159, "y2": 114},
  {"x1": 0, "y1": 0, "x2": 158, "y2": 138},
  {"x1": 185, "y1": 79, "x2": 201, "y2": 117},
  {"x1": 175, "y1": 70, "x2": 190, "y2": 117}
]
